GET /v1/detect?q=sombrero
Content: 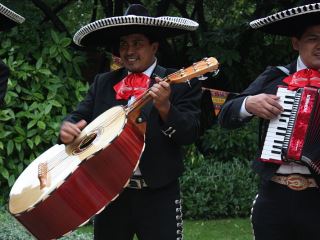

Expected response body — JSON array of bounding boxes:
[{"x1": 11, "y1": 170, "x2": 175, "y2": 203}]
[
  {"x1": 0, "y1": 3, "x2": 25, "y2": 31},
  {"x1": 249, "y1": 0, "x2": 320, "y2": 36},
  {"x1": 73, "y1": 4, "x2": 199, "y2": 47}
]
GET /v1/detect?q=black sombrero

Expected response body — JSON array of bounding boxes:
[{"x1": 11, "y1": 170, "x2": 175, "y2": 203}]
[
  {"x1": 250, "y1": 0, "x2": 320, "y2": 36},
  {"x1": 0, "y1": 3, "x2": 25, "y2": 31},
  {"x1": 73, "y1": 4, "x2": 199, "y2": 47}
]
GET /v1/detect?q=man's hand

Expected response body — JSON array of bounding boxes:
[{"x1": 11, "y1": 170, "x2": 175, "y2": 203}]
[
  {"x1": 59, "y1": 120, "x2": 87, "y2": 144},
  {"x1": 246, "y1": 94, "x2": 283, "y2": 120},
  {"x1": 149, "y1": 77, "x2": 171, "y2": 121}
]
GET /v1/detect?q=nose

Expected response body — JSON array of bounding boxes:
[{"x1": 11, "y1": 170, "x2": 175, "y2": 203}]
[{"x1": 126, "y1": 43, "x2": 136, "y2": 55}]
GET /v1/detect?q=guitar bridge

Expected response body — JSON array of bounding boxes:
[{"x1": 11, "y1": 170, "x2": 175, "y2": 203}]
[{"x1": 38, "y1": 162, "x2": 49, "y2": 189}]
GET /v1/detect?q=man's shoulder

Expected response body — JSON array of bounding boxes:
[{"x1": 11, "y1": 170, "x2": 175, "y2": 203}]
[
  {"x1": 261, "y1": 60, "x2": 296, "y2": 77},
  {"x1": 257, "y1": 61, "x2": 294, "y2": 83}
]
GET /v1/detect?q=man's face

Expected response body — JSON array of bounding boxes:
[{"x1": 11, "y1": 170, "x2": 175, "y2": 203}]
[
  {"x1": 119, "y1": 33, "x2": 159, "y2": 73},
  {"x1": 292, "y1": 25, "x2": 320, "y2": 70}
]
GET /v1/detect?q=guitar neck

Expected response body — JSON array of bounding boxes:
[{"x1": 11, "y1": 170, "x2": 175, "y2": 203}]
[
  {"x1": 125, "y1": 76, "x2": 170, "y2": 114},
  {"x1": 125, "y1": 57, "x2": 219, "y2": 114}
]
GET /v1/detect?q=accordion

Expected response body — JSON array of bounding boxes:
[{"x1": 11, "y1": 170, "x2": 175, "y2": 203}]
[{"x1": 260, "y1": 86, "x2": 320, "y2": 174}]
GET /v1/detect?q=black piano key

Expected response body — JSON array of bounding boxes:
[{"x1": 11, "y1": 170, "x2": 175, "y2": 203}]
[
  {"x1": 279, "y1": 119, "x2": 287, "y2": 122},
  {"x1": 285, "y1": 96, "x2": 295, "y2": 99},
  {"x1": 276, "y1": 132, "x2": 286, "y2": 136},
  {"x1": 271, "y1": 150, "x2": 281, "y2": 154},
  {"x1": 284, "y1": 101, "x2": 294, "y2": 104},
  {"x1": 274, "y1": 140, "x2": 283, "y2": 144},
  {"x1": 281, "y1": 114, "x2": 291, "y2": 118},
  {"x1": 277, "y1": 127, "x2": 287, "y2": 131},
  {"x1": 273, "y1": 145, "x2": 282, "y2": 149}
]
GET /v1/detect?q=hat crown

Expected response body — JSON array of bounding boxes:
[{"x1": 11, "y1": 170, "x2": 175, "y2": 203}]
[{"x1": 124, "y1": 4, "x2": 150, "y2": 17}]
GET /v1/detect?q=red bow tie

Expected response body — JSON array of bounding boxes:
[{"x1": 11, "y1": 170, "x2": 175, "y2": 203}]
[
  {"x1": 114, "y1": 73, "x2": 150, "y2": 100},
  {"x1": 283, "y1": 68, "x2": 320, "y2": 90}
]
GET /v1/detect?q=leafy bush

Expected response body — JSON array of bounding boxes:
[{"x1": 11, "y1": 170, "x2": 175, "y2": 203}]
[
  {"x1": 0, "y1": 30, "x2": 88, "y2": 205},
  {"x1": 197, "y1": 119, "x2": 259, "y2": 162},
  {"x1": 181, "y1": 120, "x2": 259, "y2": 219},
  {"x1": 181, "y1": 154, "x2": 258, "y2": 219}
]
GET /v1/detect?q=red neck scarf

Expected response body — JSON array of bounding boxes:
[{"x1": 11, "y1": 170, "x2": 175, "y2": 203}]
[
  {"x1": 283, "y1": 68, "x2": 320, "y2": 90},
  {"x1": 114, "y1": 73, "x2": 150, "y2": 100}
]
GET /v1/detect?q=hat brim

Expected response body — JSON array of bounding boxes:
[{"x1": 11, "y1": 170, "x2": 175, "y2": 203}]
[
  {"x1": 250, "y1": 3, "x2": 320, "y2": 36},
  {"x1": 73, "y1": 16, "x2": 198, "y2": 47},
  {"x1": 0, "y1": 4, "x2": 25, "y2": 31}
]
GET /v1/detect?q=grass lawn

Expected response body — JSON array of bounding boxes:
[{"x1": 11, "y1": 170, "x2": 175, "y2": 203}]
[
  {"x1": 183, "y1": 219, "x2": 252, "y2": 240},
  {"x1": 1, "y1": 209, "x2": 252, "y2": 239},
  {"x1": 79, "y1": 218, "x2": 252, "y2": 240}
]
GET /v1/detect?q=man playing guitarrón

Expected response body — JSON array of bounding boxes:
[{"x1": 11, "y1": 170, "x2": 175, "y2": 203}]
[{"x1": 60, "y1": 4, "x2": 201, "y2": 240}]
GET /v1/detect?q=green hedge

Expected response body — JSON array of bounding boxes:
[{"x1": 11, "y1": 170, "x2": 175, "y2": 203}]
[
  {"x1": 181, "y1": 120, "x2": 259, "y2": 219},
  {"x1": 0, "y1": 30, "x2": 88, "y2": 205}
]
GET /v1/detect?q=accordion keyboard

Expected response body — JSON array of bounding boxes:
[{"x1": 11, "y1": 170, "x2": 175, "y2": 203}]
[{"x1": 260, "y1": 87, "x2": 298, "y2": 163}]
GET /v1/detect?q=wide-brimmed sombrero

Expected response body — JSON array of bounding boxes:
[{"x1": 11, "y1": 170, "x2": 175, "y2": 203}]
[
  {"x1": 0, "y1": 3, "x2": 25, "y2": 31},
  {"x1": 73, "y1": 4, "x2": 199, "y2": 47},
  {"x1": 249, "y1": 0, "x2": 320, "y2": 36}
]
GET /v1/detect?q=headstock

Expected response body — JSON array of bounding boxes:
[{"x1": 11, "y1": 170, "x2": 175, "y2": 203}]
[{"x1": 167, "y1": 57, "x2": 219, "y2": 84}]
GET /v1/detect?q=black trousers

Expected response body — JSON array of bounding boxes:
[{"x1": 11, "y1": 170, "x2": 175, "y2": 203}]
[
  {"x1": 251, "y1": 180, "x2": 320, "y2": 240},
  {"x1": 94, "y1": 180, "x2": 183, "y2": 240}
]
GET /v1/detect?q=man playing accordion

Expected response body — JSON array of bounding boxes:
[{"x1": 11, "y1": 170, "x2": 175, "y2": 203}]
[{"x1": 219, "y1": 1, "x2": 320, "y2": 239}]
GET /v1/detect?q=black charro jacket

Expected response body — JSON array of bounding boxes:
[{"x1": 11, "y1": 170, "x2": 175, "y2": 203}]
[
  {"x1": 64, "y1": 65, "x2": 202, "y2": 189},
  {"x1": 218, "y1": 61, "x2": 297, "y2": 181}
]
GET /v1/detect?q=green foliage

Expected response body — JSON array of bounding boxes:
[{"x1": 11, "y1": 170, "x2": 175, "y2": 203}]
[
  {"x1": 199, "y1": 119, "x2": 259, "y2": 161},
  {"x1": 181, "y1": 153, "x2": 258, "y2": 219},
  {"x1": 0, "y1": 30, "x2": 88, "y2": 205},
  {"x1": 181, "y1": 121, "x2": 259, "y2": 219}
]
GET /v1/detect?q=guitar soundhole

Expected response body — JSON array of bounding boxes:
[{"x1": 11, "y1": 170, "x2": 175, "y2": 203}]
[
  {"x1": 80, "y1": 132, "x2": 97, "y2": 150},
  {"x1": 73, "y1": 132, "x2": 98, "y2": 154}
]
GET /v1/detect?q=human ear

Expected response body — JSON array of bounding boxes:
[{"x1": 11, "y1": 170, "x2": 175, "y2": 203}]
[
  {"x1": 291, "y1": 37, "x2": 300, "y2": 51},
  {"x1": 152, "y1": 42, "x2": 159, "y2": 53}
]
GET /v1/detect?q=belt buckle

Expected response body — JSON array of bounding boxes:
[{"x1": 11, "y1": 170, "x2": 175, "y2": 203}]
[{"x1": 286, "y1": 174, "x2": 308, "y2": 191}]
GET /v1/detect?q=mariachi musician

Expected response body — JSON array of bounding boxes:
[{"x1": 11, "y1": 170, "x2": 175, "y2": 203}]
[
  {"x1": 219, "y1": 1, "x2": 320, "y2": 239},
  {"x1": 0, "y1": 3, "x2": 25, "y2": 105},
  {"x1": 59, "y1": 4, "x2": 201, "y2": 240}
]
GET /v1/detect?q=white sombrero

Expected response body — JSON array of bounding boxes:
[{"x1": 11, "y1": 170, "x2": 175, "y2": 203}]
[
  {"x1": 73, "y1": 4, "x2": 199, "y2": 47},
  {"x1": 250, "y1": 0, "x2": 320, "y2": 36},
  {"x1": 0, "y1": 3, "x2": 25, "y2": 31}
]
